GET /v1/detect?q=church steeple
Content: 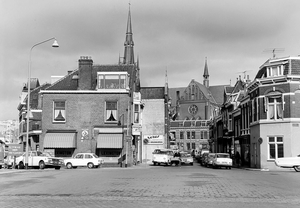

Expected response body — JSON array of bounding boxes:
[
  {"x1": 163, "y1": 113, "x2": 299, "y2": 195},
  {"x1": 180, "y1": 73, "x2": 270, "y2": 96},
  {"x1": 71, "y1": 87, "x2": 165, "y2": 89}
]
[
  {"x1": 203, "y1": 57, "x2": 209, "y2": 88},
  {"x1": 123, "y1": 5, "x2": 135, "y2": 65}
]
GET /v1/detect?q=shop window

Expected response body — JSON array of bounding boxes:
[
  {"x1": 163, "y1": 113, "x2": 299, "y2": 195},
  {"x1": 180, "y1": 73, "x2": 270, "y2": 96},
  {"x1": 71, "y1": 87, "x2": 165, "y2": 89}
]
[
  {"x1": 268, "y1": 136, "x2": 284, "y2": 160},
  {"x1": 105, "y1": 101, "x2": 117, "y2": 123},
  {"x1": 53, "y1": 101, "x2": 66, "y2": 123}
]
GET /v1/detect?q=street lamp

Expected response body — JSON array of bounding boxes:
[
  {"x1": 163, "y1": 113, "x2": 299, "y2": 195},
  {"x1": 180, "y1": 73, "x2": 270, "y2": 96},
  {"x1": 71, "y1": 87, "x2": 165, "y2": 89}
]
[
  {"x1": 118, "y1": 114, "x2": 125, "y2": 167},
  {"x1": 25, "y1": 38, "x2": 59, "y2": 169}
]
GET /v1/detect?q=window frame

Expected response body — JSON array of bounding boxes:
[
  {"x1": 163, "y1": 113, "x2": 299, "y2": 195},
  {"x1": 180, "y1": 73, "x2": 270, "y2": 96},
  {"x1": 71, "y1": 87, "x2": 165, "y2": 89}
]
[
  {"x1": 105, "y1": 101, "x2": 118, "y2": 123},
  {"x1": 267, "y1": 96, "x2": 283, "y2": 120},
  {"x1": 53, "y1": 100, "x2": 66, "y2": 123},
  {"x1": 267, "y1": 65, "x2": 283, "y2": 77},
  {"x1": 97, "y1": 72, "x2": 128, "y2": 91},
  {"x1": 268, "y1": 136, "x2": 284, "y2": 160}
]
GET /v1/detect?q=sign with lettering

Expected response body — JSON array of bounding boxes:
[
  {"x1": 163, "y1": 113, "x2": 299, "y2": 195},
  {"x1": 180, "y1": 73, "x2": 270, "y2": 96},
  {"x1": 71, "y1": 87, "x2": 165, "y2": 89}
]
[
  {"x1": 144, "y1": 135, "x2": 164, "y2": 144},
  {"x1": 7, "y1": 144, "x2": 23, "y2": 156}
]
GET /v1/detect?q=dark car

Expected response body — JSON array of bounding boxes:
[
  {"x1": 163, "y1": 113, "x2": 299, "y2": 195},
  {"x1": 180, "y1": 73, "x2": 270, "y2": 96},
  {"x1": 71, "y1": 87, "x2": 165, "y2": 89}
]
[
  {"x1": 200, "y1": 152, "x2": 209, "y2": 166},
  {"x1": 204, "y1": 153, "x2": 216, "y2": 167}
]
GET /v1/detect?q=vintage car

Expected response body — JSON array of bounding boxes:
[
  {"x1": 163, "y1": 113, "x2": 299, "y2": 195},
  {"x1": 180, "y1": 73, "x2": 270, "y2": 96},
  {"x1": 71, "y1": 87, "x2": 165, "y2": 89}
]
[
  {"x1": 152, "y1": 148, "x2": 174, "y2": 166},
  {"x1": 205, "y1": 153, "x2": 216, "y2": 167},
  {"x1": 64, "y1": 153, "x2": 104, "y2": 169},
  {"x1": 211, "y1": 153, "x2": 232, "y2": 169},
  {"x1": 15, "y1": 151, "x2": 64, "y2": 170},
  {"x1": 274, "y1": 155, "x2": 300, "y2": 172},
  {"x1": 171, "y1": 152, "x2": 193, "y2": 166},
  {"x1": 195, "y1": 149, "x2": 210, "y2": 163}
]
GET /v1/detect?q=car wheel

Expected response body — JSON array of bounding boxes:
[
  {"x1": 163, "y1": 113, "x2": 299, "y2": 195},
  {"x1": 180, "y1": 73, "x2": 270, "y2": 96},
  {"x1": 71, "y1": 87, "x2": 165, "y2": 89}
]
[
  {"x1": 293, "y1": 166, "x2": 300, "y2": 172},
  {"x1": 54, "y1": 166, "x2": 60, "y2": 170},
  {"x1": 66, "y1": 163, "x2": 73, "y2": 169},
  {"x1": 39, "y1": 161, "x2": 45, "y2": 169},
  {"x1": 153, "y1": 162, "x2": 156, "y2": 166},
  {"x1": 190, "y1": 163, "x2": 193, "y2": 166},
  {"x1": 87, "y1": 162, "x2": 94, "y2": 169},
  {"x1": 18, "y1": 162, "x2": 24, "y2": 169}
]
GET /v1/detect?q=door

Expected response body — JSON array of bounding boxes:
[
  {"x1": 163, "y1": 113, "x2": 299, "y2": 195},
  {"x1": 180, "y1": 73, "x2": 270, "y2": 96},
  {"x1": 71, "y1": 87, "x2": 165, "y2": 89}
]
[{"x1": 74, "y1": 153, "x2": 84, "y2": 166}]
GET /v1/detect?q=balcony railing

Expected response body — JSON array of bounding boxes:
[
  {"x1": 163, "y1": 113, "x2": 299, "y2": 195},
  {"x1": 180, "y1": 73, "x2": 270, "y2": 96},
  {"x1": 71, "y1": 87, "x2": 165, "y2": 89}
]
[{"x1": 170, "y1": 120, "x2": 210, "y2": 128}]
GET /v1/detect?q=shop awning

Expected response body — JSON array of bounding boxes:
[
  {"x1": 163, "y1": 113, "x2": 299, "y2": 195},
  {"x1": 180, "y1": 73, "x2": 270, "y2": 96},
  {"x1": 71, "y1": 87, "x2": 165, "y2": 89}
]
[
  {"x1": 44, "y1": 133, "x2": 76, "y2": 148},
  {"x1": 97, "y1": 134, "x2": 122, "y2": 148}
]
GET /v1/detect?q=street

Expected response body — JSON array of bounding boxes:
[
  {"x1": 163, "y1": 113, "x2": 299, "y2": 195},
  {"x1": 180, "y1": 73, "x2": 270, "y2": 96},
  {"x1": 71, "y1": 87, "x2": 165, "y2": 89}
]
[{"x1": 0, "y1": 164, "x2": 300, "y2": 208}]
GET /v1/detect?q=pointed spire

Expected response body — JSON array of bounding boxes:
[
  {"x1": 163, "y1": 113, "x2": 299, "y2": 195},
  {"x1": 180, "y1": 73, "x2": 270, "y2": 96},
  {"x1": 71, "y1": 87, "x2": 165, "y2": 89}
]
[
  {"x1": 123, "y1": 3, "x2": 135, "y2": 65},
  {"x1": 165, "y1": 68, "x2": 168, "y2": 95},
  {"x1": 203, "y1": 57, "x2": 209, "y2": 78},
  {"x1": 203, "y1": 57, "x2": 209, "y2": 88},
  {"x1": 136, "y1": 55, "x2": 141, "y2": 91}
]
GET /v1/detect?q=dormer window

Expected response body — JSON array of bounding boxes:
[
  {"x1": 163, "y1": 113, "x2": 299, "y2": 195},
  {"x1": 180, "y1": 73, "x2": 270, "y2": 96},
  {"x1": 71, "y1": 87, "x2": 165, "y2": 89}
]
[
  {"x1": 97, "y1": 72, "x2": 128, "y2": 91},
  {"x1": 267, "y1": 65, "x2": 283, "y2": 77}
]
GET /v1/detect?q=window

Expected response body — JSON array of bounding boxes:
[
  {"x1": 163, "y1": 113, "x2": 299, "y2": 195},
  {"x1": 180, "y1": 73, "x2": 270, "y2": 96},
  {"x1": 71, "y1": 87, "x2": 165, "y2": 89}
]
[
  {"x1": 191, "y1": 131, "x2": 195, "y2": 139},
  {"x1": 75, "y1": 154, "x2": 83, "y2": 159},
  {"x1": 134, "y1": 104, "x2": 139, "y2": 123},
  {"x1": 267, "y1": 65, "x2": 283, "y2": 77},
  {"x1": 98, "y1": 72, "x2": 127, "y2": 90},
  {"x1": 268, "y1": 97, "x2": 283, "y2": 120},
  {"x1": 201, "y1": 131, "x2": 208, "y2": 139},
  {"x1": 187, "y1": 132, "x2": 191, "y2": 139},
  {"x1": 187, "y1": 143, "x2": 191, "y2": 150},
  {"x1": 53, "y1": 101, "x2": 66, "y2": 122},
  {"x1": 268, "y1": 136, "x2": 284, "y2": 159},
  {"x1": 180, "y1": 131, "x2": 184, "y2": 139},
  {"x1": 85, "y1": 154, "x2": 92, "y2": 159},
  {"x1": 106, "y1": 101, "x2": 117, "y2": 122},
  {"x1": 228, "y1": 114, "x2": 232, "y2": 131},
  {"x1": 192, "y1": 143, "x2": 196, "y2": 149}
]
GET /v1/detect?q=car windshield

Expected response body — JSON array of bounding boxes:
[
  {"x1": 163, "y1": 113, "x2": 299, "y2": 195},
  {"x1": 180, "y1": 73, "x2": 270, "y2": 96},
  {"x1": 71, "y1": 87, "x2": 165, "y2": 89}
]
[
  {"x1": 93, "y1": 154, "x2": 98, "y2": 158},
  {"x1": 217, "y1": 154, "x2": 230, "y2": 158},
  {"x1": 153, "y1": 150, "x2": 173, "y2": 155},
  {"x1": 40, "y1": 152, "x2": 52, "y2": 157}
]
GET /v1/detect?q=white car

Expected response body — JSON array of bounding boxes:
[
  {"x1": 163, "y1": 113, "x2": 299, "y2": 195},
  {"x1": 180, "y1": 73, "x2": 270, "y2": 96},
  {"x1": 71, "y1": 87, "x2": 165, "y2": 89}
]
[
  {"x1": 211, "y1": 153, "x2": 232, "y2": 169},
  {"x1": 15, "y1": 151, "x2": 64, "y2": 170},
  {"x1": 152, "y1": 149, "x2": 174, "y2": 166},
  {"x1": 64, "y1": 153, "x2": 104, "y2": 169},
  {"x1": 275, "y1": 155, "x2": 300, "y2": 172}
]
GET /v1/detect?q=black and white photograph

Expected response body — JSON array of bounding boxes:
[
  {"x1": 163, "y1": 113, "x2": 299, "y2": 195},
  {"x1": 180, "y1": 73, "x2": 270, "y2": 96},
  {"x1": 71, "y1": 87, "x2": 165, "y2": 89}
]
[{"x1": 1, "y1": 0, "x2": 300, "y2": 207}]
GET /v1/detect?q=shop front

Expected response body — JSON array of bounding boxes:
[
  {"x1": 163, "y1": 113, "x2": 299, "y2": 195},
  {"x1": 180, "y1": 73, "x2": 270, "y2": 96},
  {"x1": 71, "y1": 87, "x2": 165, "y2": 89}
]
[{"x1": 43, "y1": 132, "x2": 76, "y2": 157}]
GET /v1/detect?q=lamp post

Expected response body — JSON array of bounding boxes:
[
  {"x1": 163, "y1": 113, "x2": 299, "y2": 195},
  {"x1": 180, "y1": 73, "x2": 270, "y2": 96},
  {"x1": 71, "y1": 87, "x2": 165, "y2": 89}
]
[
  {"x1": 118, "y1": 114, "x2": 125, "y2": 167},
  {"x1": 25, "y1": 38, "x2": 59, "y2": 169}
]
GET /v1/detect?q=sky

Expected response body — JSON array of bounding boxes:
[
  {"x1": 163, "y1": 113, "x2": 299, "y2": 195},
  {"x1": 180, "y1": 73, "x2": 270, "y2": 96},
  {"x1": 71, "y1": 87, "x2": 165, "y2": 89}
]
[{"x1": 1, "y1": 0, "x2": 300, "y2": 121}]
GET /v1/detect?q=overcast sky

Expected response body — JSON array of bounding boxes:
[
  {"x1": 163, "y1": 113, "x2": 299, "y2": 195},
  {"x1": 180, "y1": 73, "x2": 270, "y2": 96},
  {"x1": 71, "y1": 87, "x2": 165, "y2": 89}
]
[{"x1": 1, "y1": 0, "x2": 300, "y2": 121}]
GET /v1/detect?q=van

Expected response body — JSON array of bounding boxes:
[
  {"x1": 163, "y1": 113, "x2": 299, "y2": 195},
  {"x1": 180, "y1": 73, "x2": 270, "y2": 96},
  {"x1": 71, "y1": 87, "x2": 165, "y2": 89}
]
[{"x1": 152, "y1": 148, "x2": 174, "y2": 166}]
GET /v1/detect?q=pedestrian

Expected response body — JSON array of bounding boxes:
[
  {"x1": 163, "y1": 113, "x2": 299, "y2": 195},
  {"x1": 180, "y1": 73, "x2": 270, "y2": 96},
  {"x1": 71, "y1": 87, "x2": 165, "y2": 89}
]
[{"x1": 235, "y1": 151, "x2": 241, "y2": 167}]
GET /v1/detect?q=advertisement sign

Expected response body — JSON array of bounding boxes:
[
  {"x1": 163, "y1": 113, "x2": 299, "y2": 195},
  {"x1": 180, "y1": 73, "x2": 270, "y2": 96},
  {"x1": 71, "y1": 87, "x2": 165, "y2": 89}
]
[
  {"x1": 7, "y1": 144, "x2": 23, "y2": 156},
  {"x1": 143, "y1": 135, "x2": 164, "y2": 145}
]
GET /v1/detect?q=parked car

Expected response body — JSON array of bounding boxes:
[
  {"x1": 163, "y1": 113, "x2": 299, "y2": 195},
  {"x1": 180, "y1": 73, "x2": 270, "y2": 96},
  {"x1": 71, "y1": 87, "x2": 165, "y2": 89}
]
[
  {"x1": 152, "y1": 148, "x2": 174, "y2": 166},
  {"x1": 15, "y1": 151, "x2": 64, "y2": 170},
  {"x1": 195, "y1": 149, "x2": 210, "y2": 163},
  {"x1": 274, "y1": 154, "x2": 300, "y2": 172},
  {"x1": 211, "y1": 153, "x2": 232, "y2": 169},
  {"x1": 4, "y1": 155, "x2": 14, "y2": 169},
  {"x1": 180, "y1": 152, "x2": 194, "y2": 165},
  {"x1": 64, "y1": 153, "x2": 104, "y2": 169},
  {"x1": 205, "y1": 153, "x2": 216, "y2": 167}
]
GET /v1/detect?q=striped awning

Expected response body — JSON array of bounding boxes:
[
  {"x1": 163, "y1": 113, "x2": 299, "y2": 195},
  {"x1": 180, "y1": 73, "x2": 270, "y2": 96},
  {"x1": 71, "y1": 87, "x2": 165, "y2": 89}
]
[
  {"x1": 97, "y1": 134, "x2": 122, "y2": 148},
  {"x1": 44, "y1": 133, "x2": 76, "y2": 148}
]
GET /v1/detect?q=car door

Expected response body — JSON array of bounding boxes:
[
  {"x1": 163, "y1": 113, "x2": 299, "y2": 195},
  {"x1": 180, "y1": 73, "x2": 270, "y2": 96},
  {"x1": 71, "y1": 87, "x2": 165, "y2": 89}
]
[{"x1": 74, "y1": 153, "x2": 84, "y2": 166}]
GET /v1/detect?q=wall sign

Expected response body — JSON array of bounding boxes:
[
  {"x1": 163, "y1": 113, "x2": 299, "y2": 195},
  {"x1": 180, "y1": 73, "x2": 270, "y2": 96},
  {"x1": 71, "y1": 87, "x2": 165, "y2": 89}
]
[{"x1": 144, "y1": 135, "x2": 164, "y2": 144}]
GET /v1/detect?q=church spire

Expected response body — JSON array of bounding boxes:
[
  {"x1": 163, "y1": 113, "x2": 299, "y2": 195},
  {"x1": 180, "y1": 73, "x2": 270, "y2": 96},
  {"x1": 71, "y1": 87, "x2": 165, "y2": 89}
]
[
  {"x1": 123, "y1": 4, "x2": 135, "y2": 65},
  {"x1": 203, "y1": 57, "x2": 209, "y2": 88}
]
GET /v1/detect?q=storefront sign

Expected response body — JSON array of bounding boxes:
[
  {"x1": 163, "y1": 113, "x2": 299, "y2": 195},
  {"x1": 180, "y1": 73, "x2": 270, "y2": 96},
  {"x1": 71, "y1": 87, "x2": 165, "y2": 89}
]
[
  {"x1": 144, "y1": 135, "x2": 164, "y2": 144},
  {"x1": 81, "y1": 129, "x2": 89, "y2": 140},
  {"x1": 7, "y1": 144, "x2": 23, "y2": 156}
]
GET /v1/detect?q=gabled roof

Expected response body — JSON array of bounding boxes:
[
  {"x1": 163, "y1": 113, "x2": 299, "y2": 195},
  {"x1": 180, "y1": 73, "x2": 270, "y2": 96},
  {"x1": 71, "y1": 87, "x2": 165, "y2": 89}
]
[
  {"x1": 46, "y1": 64, "x2": 136, "y2": 91},
  {"x1": 141, "y1": 87, "x2": 165, "y2": 99},
  {"x1": 209, "y1": 85, "x2": 230, "y2": 105}
]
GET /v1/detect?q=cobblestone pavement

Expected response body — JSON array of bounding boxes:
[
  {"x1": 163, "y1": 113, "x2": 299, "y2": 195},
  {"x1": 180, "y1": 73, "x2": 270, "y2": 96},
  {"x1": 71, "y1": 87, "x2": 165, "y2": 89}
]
[{"x1": 0, "y1": 164, "x2": 300, "y2": 208}]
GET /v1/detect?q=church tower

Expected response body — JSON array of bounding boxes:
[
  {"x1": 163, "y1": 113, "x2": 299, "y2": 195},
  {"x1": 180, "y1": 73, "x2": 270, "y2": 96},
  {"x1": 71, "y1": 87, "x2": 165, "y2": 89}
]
[
  {"x1": 123, "y1": 6, "x2": 135, "y2": 65},
  {"x1": 203, "y1": 57, "x2": 209, "y2": 88}
]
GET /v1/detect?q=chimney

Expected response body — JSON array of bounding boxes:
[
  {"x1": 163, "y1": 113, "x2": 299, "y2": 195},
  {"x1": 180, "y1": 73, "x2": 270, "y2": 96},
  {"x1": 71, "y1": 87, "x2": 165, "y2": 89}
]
[{"x1": 78, "y1": 56, "x2": 93, "y2": 90}]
